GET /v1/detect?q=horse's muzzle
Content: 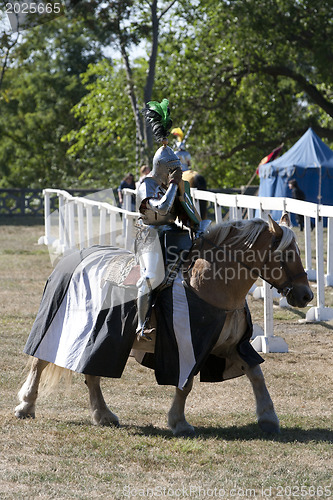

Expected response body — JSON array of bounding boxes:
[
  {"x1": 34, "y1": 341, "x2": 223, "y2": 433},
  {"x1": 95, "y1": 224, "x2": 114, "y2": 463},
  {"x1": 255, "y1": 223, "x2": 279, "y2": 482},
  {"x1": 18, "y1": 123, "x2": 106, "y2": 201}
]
[{"x1": 286, "y1": 284, "x2": 314, "y2": 308}]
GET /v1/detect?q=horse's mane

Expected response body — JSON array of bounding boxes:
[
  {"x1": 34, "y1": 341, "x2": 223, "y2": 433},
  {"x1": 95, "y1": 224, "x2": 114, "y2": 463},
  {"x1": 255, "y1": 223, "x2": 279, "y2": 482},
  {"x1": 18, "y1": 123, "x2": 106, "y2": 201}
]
[{"x1": 204, "y1": 218, "x2": 295, "y2": 252}]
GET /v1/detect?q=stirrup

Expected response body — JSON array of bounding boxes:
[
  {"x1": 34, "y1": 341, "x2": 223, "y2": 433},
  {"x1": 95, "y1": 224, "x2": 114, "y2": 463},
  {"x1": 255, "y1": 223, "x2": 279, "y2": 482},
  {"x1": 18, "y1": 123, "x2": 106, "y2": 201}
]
[{"x1": 136, "y1": 326, "x2": 154, "y2": 342}]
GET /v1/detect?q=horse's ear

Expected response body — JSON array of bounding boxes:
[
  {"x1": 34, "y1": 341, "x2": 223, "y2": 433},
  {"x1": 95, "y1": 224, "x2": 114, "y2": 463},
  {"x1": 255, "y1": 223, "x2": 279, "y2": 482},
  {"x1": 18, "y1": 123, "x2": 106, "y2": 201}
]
[
  {"x1": 268, "y1": 214, "x2": 283, "y2": 238},
  {"x1": 280, "y1": 212, "x2": 291, "y2": 227}
]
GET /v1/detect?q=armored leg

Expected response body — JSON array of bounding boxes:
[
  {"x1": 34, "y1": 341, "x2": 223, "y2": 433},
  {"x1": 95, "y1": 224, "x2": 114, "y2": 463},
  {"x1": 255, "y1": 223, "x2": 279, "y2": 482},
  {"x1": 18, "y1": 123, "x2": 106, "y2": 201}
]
[
  {"x1": 136, "y1": 248, "x2": 164, "y2": 341},
  {"x1": 136, "y1": 276, "x2": 154, "y2": 341}
]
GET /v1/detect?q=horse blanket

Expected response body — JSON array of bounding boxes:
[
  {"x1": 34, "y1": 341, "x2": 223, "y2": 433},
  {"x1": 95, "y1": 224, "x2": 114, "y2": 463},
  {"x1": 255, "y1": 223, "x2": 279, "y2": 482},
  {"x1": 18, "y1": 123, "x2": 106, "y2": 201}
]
[{"x1": 24, "y1": 246, "x2": 263, "y2": 389}]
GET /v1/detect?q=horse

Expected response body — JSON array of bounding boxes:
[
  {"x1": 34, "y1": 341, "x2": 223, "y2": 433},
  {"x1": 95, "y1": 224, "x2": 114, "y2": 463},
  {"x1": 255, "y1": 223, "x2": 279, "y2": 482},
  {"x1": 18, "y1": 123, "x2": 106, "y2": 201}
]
[{"x1": 14, "y1": 213, "x2": 313, "y2": 437}]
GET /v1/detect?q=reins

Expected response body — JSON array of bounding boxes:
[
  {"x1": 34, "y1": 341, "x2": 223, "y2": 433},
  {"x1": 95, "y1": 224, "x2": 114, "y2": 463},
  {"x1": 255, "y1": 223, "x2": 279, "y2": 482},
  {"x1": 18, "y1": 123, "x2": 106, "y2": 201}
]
[{"x1": 185, "y1": 232, "x2": 307, "y2": 297}]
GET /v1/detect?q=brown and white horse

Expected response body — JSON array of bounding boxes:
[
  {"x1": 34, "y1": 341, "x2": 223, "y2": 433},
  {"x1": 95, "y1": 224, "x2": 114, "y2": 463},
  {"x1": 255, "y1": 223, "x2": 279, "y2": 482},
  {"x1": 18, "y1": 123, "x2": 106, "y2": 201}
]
[{"x1": 15, "y1": 214, "x2": 312, "y2": 436}]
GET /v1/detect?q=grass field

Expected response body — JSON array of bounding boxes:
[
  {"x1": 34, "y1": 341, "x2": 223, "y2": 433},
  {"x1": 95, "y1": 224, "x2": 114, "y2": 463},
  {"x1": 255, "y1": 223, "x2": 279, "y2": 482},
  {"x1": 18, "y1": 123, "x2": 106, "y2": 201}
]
[{"x1": 0, "y1": 219, "x2": 332, "y2": 500}]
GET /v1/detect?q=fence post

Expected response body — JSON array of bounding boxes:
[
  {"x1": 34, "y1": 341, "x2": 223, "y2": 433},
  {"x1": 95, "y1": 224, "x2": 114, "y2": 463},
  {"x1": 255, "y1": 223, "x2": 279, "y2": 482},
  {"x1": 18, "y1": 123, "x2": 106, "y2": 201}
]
[
  {"x1": 124, "y1": 213, "x2": 134, "y2": 251},
  {"x1": 251, "y1": 204, "x2": 288, "y2": 353},
  {"x1": 248, "y1": 208, "x2": 255, "y2": 220},
  {"x1": 214, "y1": 198, "x2": 223, "y2": 224},
  {"x1": 63, "y1": 200, "x2": 71, "y2": 251},
  {"x1": 325, "y1": 216, "x2": 333, "y2": 286},
  {"x1": 306, "y1": 210, "x2": 333, "y2": 321},
  {"x1": 304, "y1": 216, "x2": 315, "y2": 280},
  {"x1": 59, "y1": 194, "x2": 65, "y2": 250},
  {"x1": 77, "y1": 202, "x2": 85, "y2": 250},
  {"x1": 109, "y1": 211, "x2": 117, "y2": 246},
  {"x1": 44, "y1": 190, "x2": 52, "y2": 245},
  {"x1": 68, "y1": 201, "x2": 75, "y2": 250},
  {"x1": 99, "y1": 206, "x2": 106, "y2": 245},
  {"x1": 86, "y1": 205, "x2": 94, "y2": 247}
]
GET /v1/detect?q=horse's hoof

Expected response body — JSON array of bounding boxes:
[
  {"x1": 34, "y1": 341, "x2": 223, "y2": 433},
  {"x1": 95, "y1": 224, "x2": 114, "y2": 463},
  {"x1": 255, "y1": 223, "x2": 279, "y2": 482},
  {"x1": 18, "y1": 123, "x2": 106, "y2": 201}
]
[
  {"x1": 259, "y1": 420, "x2": 280, "y2": 434},
  {"x1": 14, "y1": 405, "x2": 35, "y2": 419},
  {"x1": 91, "y1": 409, "x2": 119, "y2": 427},
  {"x1": 170, "y1": 422, "x2": 196, "y2": 438},
  {"x1": 175, "y1": 428, "x2": 196, "y2": 438}
]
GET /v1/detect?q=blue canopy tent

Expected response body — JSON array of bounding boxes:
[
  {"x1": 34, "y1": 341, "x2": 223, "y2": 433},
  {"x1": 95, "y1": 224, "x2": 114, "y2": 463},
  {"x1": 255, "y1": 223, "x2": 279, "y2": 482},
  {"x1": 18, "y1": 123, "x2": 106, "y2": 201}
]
[{"x1": 258, "y1": 128, "x2": 333, "y2": 223}]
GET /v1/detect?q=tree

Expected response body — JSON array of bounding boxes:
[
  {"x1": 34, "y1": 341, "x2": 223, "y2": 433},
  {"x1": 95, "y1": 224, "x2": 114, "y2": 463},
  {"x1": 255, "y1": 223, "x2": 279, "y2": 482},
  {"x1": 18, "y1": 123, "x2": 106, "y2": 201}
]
[
  {"x1": 64, "y1": 0, "x2": 179, "y2": 166},
  {"x1": 0, "y1": 12, "x2": 20, "y2": 92},
  {"x1": 63, "y1": 59, "x2": 140, "y2": 186},
  {"x1": 66, "y1": 0, "x2": 333, "y2": 189},
  {"x1": 167, "y1": 0, "x2": 333, "y2": 187},
  {"x1": 0, "y1": 15, "x2": 102, "y2": 187},
  {"x1": 2, "y1": 0, "x2": 332, "y2": 190}
]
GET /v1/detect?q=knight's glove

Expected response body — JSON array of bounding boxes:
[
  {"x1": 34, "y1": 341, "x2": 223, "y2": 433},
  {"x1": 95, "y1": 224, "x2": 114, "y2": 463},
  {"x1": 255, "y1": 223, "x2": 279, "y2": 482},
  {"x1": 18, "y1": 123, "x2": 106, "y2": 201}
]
[{"x1": 169, "y1": 167, "x2": 182, "y2": 185}]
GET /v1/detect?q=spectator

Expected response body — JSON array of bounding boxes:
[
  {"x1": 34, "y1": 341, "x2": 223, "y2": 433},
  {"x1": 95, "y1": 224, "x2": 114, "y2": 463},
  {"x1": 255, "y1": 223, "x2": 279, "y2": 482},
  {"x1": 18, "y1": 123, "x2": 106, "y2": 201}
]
[
  {"x1": 288, "y1": 179, "x2": 305, "y2": 231},
  {"x1": 118, "y1": 173, "x2": 136, "y2": 211},
  {"x1": 136, "y1": 165, "x2": 151, "y2": 189}
]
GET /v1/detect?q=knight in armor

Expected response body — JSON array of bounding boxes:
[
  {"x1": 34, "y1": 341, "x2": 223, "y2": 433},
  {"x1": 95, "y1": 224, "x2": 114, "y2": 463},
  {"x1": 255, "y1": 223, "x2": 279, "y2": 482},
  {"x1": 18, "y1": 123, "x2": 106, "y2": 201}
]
[
  {"x1": 136, "y1": 99, "x2": 209, "y2": 341},
  {"x1": 136, "y1": 99, "x2": 183, "y2": 340}
]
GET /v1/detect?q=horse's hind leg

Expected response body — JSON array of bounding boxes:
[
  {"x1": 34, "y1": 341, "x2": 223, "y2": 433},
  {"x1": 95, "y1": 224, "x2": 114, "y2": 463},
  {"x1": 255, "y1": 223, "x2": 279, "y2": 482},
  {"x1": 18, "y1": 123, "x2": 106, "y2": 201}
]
[
  {"x1": 168, "y1": 378, "x2": 195, "y2": 437},
  {"x1": 15, "y1": 358, "x2": 49, "y2": 419},
  {"x1": 245, "y1": 364, "x2": 280, "y2": 434},
  {"x1": 85, "y1": 375, "x2": 119, "y2": 427}
]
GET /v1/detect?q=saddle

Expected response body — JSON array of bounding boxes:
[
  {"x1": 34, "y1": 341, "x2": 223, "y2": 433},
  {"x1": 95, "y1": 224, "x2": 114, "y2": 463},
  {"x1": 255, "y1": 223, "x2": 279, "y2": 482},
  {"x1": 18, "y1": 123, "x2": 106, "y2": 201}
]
[
  {"x1": 102, "y1": 254, "x2": 140, "y2": 288},
  {"x1": 102, "y1": 228, "x2": 193, "y2": 289}
]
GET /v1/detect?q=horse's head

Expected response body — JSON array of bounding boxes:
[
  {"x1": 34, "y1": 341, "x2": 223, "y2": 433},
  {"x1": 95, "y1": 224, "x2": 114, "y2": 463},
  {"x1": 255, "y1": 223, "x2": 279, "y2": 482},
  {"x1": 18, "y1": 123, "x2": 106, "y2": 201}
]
[{"x1": 264, "y1": 213, "x2": 313, "y2": 307}]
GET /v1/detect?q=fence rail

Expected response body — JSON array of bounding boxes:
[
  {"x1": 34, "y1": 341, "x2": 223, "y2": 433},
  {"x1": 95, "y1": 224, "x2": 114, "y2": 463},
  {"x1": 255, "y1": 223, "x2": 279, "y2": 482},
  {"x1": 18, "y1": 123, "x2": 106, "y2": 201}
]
[
  {"x1": 40, "y1": 188, "x2": 138, "y2": 256},
  {"x1": 190, "y1": 189, "x2": 333, "y2": 329},
  {"x1": 38, "y1": 187, "x2": 333, "y2": 353},
  {"x1": 0, "y1": 188, "x2": 118, "y2": 217}
]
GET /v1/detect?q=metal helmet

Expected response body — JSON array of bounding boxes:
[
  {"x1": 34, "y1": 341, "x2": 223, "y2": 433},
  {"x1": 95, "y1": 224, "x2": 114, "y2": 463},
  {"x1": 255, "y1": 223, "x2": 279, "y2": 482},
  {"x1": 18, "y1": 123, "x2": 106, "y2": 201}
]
[
  {"x1": 151, "y1": 145, "x2": 181, "y2": 185},
  {"x1": 176, "y1": 140, "x2": 186, "y2": 151}
]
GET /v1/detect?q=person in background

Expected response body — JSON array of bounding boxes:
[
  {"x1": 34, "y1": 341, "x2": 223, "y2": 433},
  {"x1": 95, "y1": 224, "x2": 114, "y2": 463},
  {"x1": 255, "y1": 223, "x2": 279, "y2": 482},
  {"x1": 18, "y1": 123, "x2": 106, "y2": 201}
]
[
  {"x1": 136, "y1": 165, "x2": 151, "y2": 189},
  {"x1": 171, "y1": 127, "x2": 191, "y2": 172},
  {"x1": 288, "y1": 179, "x2": 305, "y2": 231},
  {"x1": 118, "y1": 173, "x2": 136, "y2": 211}
]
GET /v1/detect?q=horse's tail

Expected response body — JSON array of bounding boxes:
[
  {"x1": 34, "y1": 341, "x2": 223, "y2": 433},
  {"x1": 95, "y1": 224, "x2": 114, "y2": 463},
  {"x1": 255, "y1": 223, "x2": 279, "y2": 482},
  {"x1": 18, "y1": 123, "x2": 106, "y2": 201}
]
[{"x1": 39, "y1": 363, "x2": 73, "y2": 395}]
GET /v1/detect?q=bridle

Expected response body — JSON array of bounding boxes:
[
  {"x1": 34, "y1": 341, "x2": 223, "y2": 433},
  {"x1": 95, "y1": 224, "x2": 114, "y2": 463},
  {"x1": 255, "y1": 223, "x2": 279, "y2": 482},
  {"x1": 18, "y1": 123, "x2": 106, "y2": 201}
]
[
  {"x1": 185, "y1": 234, "x2": 307, "y2": 298},
  {"x1": 267, "y1": 237, "x2": 308, "y2": 296}
]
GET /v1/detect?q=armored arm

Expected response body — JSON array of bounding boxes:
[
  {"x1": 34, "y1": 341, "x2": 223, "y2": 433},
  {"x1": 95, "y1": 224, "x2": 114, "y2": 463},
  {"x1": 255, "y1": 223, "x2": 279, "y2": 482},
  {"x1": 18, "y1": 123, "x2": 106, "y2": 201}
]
[
  {"x1": 147, "y1": 182, "x2": 178, "y2": 216},
  {"x1": 147, "y1": 167, "x2": 182, "y2": 215}
]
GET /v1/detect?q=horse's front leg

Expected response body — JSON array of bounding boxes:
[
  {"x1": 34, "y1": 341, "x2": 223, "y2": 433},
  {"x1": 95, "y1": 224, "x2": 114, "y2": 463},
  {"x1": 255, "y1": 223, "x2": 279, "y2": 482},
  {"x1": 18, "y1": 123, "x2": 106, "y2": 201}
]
[
  {"x1": 245, "y1": 364, "x2": 280, "y2": 434},
  {"x1": 85, "y1": 375, "x2": 119, "y2": 427},
  {"x1": 15, "y1": 358, "x2": 49, "y2": 419},
  {"x1": 168, "y1": 378, "x2": 195, "y2": 437}
]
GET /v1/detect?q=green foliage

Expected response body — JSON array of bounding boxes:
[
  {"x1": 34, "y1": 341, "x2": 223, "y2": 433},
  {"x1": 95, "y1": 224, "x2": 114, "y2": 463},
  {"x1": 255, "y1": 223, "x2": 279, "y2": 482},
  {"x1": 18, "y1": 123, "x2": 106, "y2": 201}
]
[
  {"x1": 0, "y1": 0, "x2": 332, "y2": 190},
  {"x1": 62, "y1": 59, "x2": 138, "y2": 186},
  {"x1": 157, "y1": 0, "x2": 333, "y2": 188},
  {"x1": 0, "y1": 15, "x2": 101, "y2": 188}
]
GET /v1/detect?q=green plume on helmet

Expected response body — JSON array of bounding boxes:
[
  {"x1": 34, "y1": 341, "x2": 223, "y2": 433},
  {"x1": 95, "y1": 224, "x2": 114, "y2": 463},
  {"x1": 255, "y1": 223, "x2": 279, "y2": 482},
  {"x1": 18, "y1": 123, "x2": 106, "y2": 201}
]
[{"x1": 143, "y1": 98, "x2": 173, "y2": 142}]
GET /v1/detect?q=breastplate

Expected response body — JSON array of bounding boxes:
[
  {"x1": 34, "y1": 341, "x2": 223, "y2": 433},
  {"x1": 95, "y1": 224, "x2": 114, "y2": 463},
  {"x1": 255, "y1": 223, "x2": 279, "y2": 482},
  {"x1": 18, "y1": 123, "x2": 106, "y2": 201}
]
[{"x1": 136, "y1": 177, "x2": 177, "y2": 226}]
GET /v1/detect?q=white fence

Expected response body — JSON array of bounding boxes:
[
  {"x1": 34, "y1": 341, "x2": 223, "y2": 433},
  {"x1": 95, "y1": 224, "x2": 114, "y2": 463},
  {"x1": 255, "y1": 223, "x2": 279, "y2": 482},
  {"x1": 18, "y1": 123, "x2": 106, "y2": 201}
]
[
  {"x1": 190, "y1": 189, "x2": 333, "y2": 352},
  {"x1": 39, "y1": 187, "x2": 333, "y2": 353},
  {"x1": 39, "y1": 188, "x2": 139, "y2": 255}
]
